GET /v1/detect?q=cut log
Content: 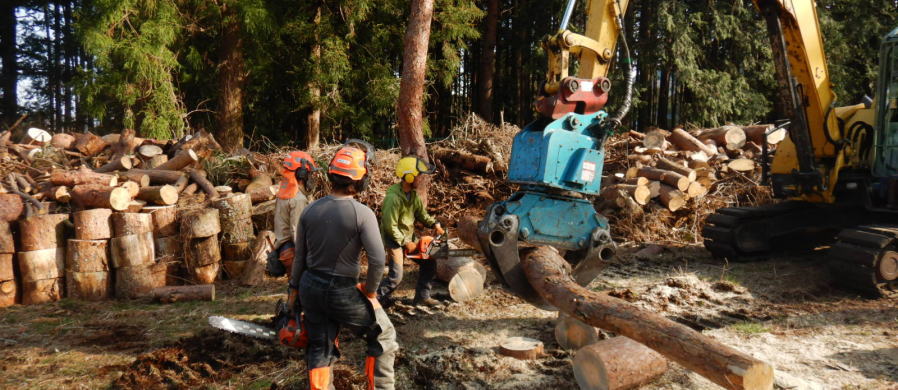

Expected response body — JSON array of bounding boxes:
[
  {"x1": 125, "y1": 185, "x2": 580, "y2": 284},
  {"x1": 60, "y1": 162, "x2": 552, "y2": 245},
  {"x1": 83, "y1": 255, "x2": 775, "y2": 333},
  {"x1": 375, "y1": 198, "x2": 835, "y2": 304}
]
[
  {"x1": 222, "y1": 241, "x2": 252, "y2": 262},
  {"x1": 187, "y1": 168, "x2": 218, "y2": 201},
  {"x1": 151, "y1": 284, "x2": 215, "y2": 303},
  {"x1": 686, "y1": 182, "x2": 708, "y2": 198},
  {"x1": 173, "y1": 175, "x2": 189, "y2": 192},
  {"x1": 95, "y1": 155, "x2": 133, "y2": 173},
  {"x1": 175, "y1": 130, "x2": 220, "y2": 159},
  {"x1": 119, "y1": 181, "x2": 140, "y2": 198},
  {"x1": 71, "y1": 185, "x2": 132, "y2": 211},
  {"x1": 435, "y1": 256, "x2": 487, "y2": 302},
  {"x1": 143, "y1": 205, "x2": 179, "y2": 237},
  {"x1": 222, "y1": 260, "x2": 247, "y2": 279},
  {"x1": 210, "y1": 193, "x2": 252, "y2": 220},
  {"x1": 622, "y1": 177, "x2": 649, "y2": 186},
  {"x1": 22, "y1": 278, "x2": 62, "y2": 304},
  {"x1": 181, "y1": 183, "x2": 198, "y2": 196},
  {"x1": 40, "y1": 185, "x2": 71, "y2": 203},
  {"x1": 655, "y1": 157, "x2": 697, "y2": 181},
  {"x1": 498, "y1": 336, "x2": 544, "y2": 360},
  {"x1": 627, "y1": 130, "x2": 645, "y2": 140},
  {"x1": 19, "y1": 214, "x2": 68, "y2": 251},
  {"x1": 601, "y1": 184, "x2": 651, "y2": 206},
  {"x1": 111, "y1": 129, "x2": 141, "y2": 157},
  {"x1": 51, "y1": 133, "x2": 76, "y2": 149},
  {"x1": 241, "y1": 230, "x2": 275, "y2": 286},
  {"x1": 136, "y1": 185, "x2": 178, "y2": 206},
  {"x1": 215, "y1": 186, "x2": 233, "y2": 197},
  {"x1": 51, "y1": 167, "x2": 117, "y2": 187},
  {"x1": 180, "y1": 208, "x2": 221, "y2": 238},
  {"x1": 728, "y1": 159, "x2": 756, "y2": 172},
  {"x1": 155, "y1": 149, "x2": 198, "y2": 171},
  {"x1": 244, "y1": 169, "x2": 274, "y2": 194},
  {"x1": 111, "y1": 212, "x2": 154, "y2": 237},
  {"x1": 658, "y1": 185, "x2": 687, "y2": 212},
  {"x1": 154, "y1": 235, "x2": 181, "y2": 259},
  {"x1": 642, "y1": 130, "x2": 667, "y2": 151},
  {"x1": 520, "y1": 247, "x2": 774, "y2": 390},
  {"x1": 17, "y1": 248, "x2": 64, "y2": 282},
  {"x1": 125, "y1": 200, "x2": 146, "y2": 213},
  {"x1": 126, "y1": 169, "x2": 185, "y2": 185},
  {"x1": 0, "y1": 253, "x2": 13, "y2": 280},
  {"x1": 66, "y1": 239, "x2": 109, "y2": 272},
  {"x1": 741, "y1": 124, "x2": 775, "y2": 145},
  {"x1": 0, "y1": 221, "x2": 14, "y2": 253},
  {"x1": 636, "y1": 167, "x2": 691, "y2": 192},
  {"x1": 696, "y1": 125, "x2": 747, "y2": 151},
  {"x1": 766, "y1": 127, "x2": 787, "y2": 145},
  {"x1": 0, "y1": 279, "x2": 16, "y2": 307},
  {"x1": 23, "y1": 127, "x2": 51, "y2": 145},
  {"x1": 433, "y1": 147, "x2": 495, "y2": 174},
  {"x1": 573, "y1": 336, "x2": 669, "y2": 390},
  {"x1": 669, "y1": 128, "x2": 717, "y2": 156},
  {"x1": 555, "y1": 312, "x2": 599, "y2": 350},
  {"x1": 248, "y1": 185, "x2": 277, "y2": 204},
  {"x1": 185, "y1": 235, "x2": 221, "y2": 268},
  {"x1": 65, "y1": 271, "x2": 110, "y2": 301},
  {"x1": 118, "y1": 171, "x2": 151, "y2": 187},
  {"x1": 627, "y1": 154, "x2": 653, "y2": 164},
  {"x1": 191, "y1": 261, "x2": 220, "y2": 285},
  {"x1": 110, "y1": 232, "x2": 155, "y2": 268},
  {"x1": 115, "y1": 262, "x2": 165, "y2": 299},
  {"x1": 138, "y1": 144, "x2": 164, "y2": 159},
  {"x1": 0, "y1": 194, "x2": 24, "y2": 222},
  {"x1": 144, "y1": 154, "x2": 168, "y2": 169},
  {"x1": 74, "y1": 133, "x2": 108, "y2": 156},
  {"x1": 73, "y1": 208, "x2": 113, "y2": 239},
  {"x1": 647, "y1": 181, "x2": 661, "y2": 199}
]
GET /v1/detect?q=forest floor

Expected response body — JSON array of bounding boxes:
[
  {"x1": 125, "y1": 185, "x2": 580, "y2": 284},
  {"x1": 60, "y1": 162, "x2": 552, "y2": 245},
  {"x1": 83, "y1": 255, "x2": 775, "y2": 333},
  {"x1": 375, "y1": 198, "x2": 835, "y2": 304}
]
[{"x1": 1, "y1": 244, "x2": 896, "y2": 390}]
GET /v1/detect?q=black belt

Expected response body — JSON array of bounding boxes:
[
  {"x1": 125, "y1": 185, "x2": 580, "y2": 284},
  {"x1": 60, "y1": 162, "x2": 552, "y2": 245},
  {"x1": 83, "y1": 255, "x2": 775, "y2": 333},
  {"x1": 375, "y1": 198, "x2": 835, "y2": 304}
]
[{"x1": 308, "y1": 269, "x2": 357, "y2": 286}]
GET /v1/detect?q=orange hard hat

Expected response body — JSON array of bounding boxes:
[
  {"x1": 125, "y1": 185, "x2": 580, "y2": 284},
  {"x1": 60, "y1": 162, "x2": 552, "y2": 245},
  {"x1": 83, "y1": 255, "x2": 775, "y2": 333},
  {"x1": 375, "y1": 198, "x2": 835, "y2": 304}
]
[
  {"x1": 328, "y1": 146, "x2": 368, "y2": 181},
  {"x1": 282, "y1": 151, "x2": 317, "y2": 173}
]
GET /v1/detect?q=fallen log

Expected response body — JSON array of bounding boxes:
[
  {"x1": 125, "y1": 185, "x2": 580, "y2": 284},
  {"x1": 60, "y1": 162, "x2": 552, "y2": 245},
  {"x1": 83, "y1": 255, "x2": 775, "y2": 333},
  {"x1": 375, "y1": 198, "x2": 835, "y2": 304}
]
[
  {"x1": 0, "y1": 222, "x2": 11, "y2": 254},
  {"x1": 155, "y1": 149, "x2": 198, "y2": 171},
  {"x1": 655, "y1": 157, "x2": 697, "y2": 181},
  {"x1": 669, "y1": 128, "x2": 717, "y2": 156},
  {"x1": 71, "y1": 185, "x2": 133, "y2": 211},
  {"x1": 241, "y1": 230, "x2": 275, "y2": 286},
  {"x1": 151, "y1": 284, "x2": 215, "y2": 303},
  {"x1": 573, "y1": 336, "x2": 669, "y2": 390},
  {"x1": 0, "y1": 253, "x2": 13, "y2": 280},
  {"x1": 601, "y1": 184, "x2": 651, "y2": 206},
  {"x1": 138, "y1": 144, "x2": 164, "y2": 159},
  {"x1": 740, "y1": 124, "x2": 777, "y2": 145},
  {"x1": 118, "y1": 171, "x2": 151, "y2": 187},
  {"x1": 74, "y1": 132, "x2": 107, "y2": 156},
  {"x1": 51, "y1": 133, "x2": 76, "y2": 149},
  {"x1": 636, "y1": 167, "x2": 690, "y2": 192},
  {"x1": 73, "y1": 208, "x2": 113, "y2": 239},
  {"x1": 658, "y1": 185, "x2": 686, "y2": 212},
  {"x1": 520, "y1": 246, "x2": 773, "y2": 390},
  {"x1": 95, "y1": 155, "x2": 133, "y2": 173},
  {"x1": 137, "y1": 185, "x2": 179, "y2": 205},
  {"x1": 187, "y1": 168, "x2": 218, "y2": 201},
  {"x1": 51, "y1": 167, "x2": 117, "y2": 187},
  {"x1": 248, "y1": 185, "x2": 277, "y2": 204},
  {"x1": 696, "y1": 125, "x2": 747, "y2": 151}
]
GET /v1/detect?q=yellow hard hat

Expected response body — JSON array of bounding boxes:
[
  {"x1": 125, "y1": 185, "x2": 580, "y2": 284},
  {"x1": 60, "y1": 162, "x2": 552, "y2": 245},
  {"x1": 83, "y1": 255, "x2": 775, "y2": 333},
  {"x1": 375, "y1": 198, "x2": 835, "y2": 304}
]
[{"x1": 395, "y1": 156, "x2": 434, "y2": 183}]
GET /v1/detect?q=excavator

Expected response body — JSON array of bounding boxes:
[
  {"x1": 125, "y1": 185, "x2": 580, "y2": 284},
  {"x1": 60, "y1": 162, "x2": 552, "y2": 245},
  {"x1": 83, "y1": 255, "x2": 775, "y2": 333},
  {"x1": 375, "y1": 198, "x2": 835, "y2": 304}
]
[{"x1": 475, "y1": 0, "x2": 898, "y2": 305}]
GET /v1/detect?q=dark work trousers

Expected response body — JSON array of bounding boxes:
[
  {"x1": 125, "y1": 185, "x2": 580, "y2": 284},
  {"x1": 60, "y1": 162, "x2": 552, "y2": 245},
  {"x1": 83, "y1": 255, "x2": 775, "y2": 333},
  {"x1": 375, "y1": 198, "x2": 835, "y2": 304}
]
[
  {"x1": 299, "y1": 270, "x2": 398, "y2": 390},
  {"x1": 376, "y1": 247, "x2": 437, "y2": 301}
]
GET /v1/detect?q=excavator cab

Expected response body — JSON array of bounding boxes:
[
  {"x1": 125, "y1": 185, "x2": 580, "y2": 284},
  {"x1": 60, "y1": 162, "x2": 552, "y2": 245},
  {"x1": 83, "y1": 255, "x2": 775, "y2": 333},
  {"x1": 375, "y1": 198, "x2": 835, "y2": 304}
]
[{"x1": 873, "y1": 28, "x2": 898, "y2": 178}]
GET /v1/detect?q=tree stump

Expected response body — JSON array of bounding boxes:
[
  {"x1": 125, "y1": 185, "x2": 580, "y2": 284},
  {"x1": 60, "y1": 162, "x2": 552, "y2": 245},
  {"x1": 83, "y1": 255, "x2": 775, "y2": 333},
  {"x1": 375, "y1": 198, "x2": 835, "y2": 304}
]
[
  {"x1": 66, "y1": 271, "x2": 110, "y2": 301},
  {"x1": 111, "y1": 212, "x2": 154, "y2": 237},
  {"x1": 151, "y1": 284, "x2": 215, "y2": 303},
  {"x1": 19, "y1": 214, "x2": 69, "y2": 251},
  {"x1": 499, "y1": 336, "x2": 544, "y2": 360},
  {"x1": 180, "y1": 208, "x2": 221, "y2": 238},
  {"x1": 573, "y1": 337, "x2": 669, "y2": 390},
  {"x1": 241, "y1": 230, "x2": 275, "y2": 286},
  {"x1": 66, "y1": 239, "x2": 109, "y2": 272},
  {"x1": 555, "y1": 312, "x2": 600, "y2": 350},
  {"x1": 110, "y1": 232, "x2": 155, "y2": 268}
]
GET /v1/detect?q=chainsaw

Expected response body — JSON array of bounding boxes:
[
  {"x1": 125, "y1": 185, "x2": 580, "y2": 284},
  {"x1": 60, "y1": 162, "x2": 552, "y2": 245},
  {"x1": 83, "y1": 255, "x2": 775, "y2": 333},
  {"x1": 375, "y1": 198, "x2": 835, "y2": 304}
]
[
  {"x1": 209, "y1": 298, "x2": 308, "y2": 348},
  {"x1": 404, "y1": 234, "x2": 479, "y2": 260}
]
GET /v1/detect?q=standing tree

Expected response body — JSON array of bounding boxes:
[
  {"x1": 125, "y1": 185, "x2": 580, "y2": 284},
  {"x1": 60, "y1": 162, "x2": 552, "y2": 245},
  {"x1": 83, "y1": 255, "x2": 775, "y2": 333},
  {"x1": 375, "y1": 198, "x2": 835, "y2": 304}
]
[
  {"x1": 397, "y1": 0, "x2": 435, "y2": 201},
  {"x1": 477, "y1": 0, "x2": 498, "y2": 123},
  {"x1": 0, "y1": 1, "x2": 17, "y2": 123},
  {"x1": 216, "y1": 0, "x2": 247, "y2": 152}
]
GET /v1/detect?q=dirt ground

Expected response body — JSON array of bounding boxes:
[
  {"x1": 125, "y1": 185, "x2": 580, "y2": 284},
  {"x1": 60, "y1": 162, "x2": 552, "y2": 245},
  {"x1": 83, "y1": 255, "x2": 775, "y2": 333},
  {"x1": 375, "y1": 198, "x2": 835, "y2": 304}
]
[{"x1": 1, "y1": 244, "x2": 896, "y2": 389}]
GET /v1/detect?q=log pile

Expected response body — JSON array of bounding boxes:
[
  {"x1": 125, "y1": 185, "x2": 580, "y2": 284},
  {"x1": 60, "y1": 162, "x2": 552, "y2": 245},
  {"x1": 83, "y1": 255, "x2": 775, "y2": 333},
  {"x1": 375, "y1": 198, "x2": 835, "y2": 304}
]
[
  {"x1": 181, "y1": 208, "x2": 222, "y2": 284},
  {"x1": 110, "y1": 213, "x2": 163, "y2": 298},
  {"x1": 601, "y1": 125, "x2": 780, "y2": 215},
  {"x1": 17, "y1": 214, "x2": 68, "y2": 304}
]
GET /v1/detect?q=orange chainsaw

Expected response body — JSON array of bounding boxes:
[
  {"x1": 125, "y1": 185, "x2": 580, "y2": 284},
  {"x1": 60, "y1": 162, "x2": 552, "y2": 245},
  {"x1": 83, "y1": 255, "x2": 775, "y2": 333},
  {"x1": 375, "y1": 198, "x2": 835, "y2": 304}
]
[
  {"x1": 209, "y1": 297, "x2": 308, "y2": 348},
  {"x1": 404, "y1": 234, "x2": 479, "y2": 260}
]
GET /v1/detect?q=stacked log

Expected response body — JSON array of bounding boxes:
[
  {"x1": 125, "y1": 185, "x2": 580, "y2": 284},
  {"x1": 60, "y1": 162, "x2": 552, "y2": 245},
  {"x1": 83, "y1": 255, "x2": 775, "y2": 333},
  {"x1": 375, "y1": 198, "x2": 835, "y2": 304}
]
[
  {"x1": 110, "y1": 212, "x2": 163, "y2": 298},
  {"x1": 210, "y1": 194, "x2": 254, "y2": 280},
  {"x1": 65, "y1": 239, "x2": 110, "y2": 300},
  {"x1": 0, "y1": 222, "x2": 16, "y2": 306},
  {"x1": 181, "y1": 208, "x2": 222, "y2": 284},
  {"x1": 144, "y1": 205, "x2": 182, "y2": 285},
  {"x1": 17, "y1": 214, "x2": 68, "y2": 304},
  {"x1": 603, "y1": 124, "x2": 777, "y2": 214}
]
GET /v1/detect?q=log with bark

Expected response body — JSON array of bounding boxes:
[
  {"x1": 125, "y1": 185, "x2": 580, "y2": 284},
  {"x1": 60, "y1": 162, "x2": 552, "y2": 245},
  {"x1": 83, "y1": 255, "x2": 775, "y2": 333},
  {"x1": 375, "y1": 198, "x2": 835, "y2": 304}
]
[
  {"x1": 143, "y1": 205, "x2": 179, "y2": 237},
  {"x1": 111, "y1": 212, "x2": 154, "y2": 237},
  {"x1": 95, "y1": 155, "x2": 134, "y2": 173},
  {"x1": 137, "y1": 185, "x2": 179, "y2": 205},
  {"x1": 555, "y1": 312, "x2": 600, "y2": 351},
  {"x1": 71, "y1": 185, "x2": 132, "y2": 211},
  {"x1": 433, "y1": 147, "x2": 496, "y2": 174},
  {"x1": 115, "y1": 262, "x2": 166, "y2": 299},
  {"x1": 636, "y1": 167, "x2": 691, "y2": 192},
  {"x1": 573, "y1": 336, "x2": 669, "y2": 390},
  {"x1": 66, "y1": 239, "x2": 109, "y2": 272},
  {"x1": 17, "y1": 247, "x2": 64, "y2": 282},
  {"x1": 248, "y1": 185, "x2": 277, "y2": 204},
  {"x1": 126, "y1": 169, "x2": 185, "y2": 185},
  {"x1": 65, "y1": 271, "x2": 110, "y2": 301},
  {"x1": 19, "y1": 213, "x2": 69, "y2": 251},
  {"x1": 658, "y1": 185, "x2": 687, "y2": 212},
  {"x1": 187, "y1": 168, "x2": 218, "y2": 201},
  {"x1": 244, "y1": 168, "x2": 273, "y2": 194},
  {"x1": 222, "y1": 260, "x2": 247, "y2": 279},
  {"x1": 51, "y1": 167, "x2": 118, "y2": 187},
  {"x1": 73, "y1": 208, "x2": 113, "y2": 239},
  {"x1": 435, "y1": 256, "x2": 487, "y2": 302},
  {"x1": 21, "y1": 278, "x2": 62, "y2": 304},
  {"x1": 51, "y1": 133, "x2": 75, "y2": 149},
  {"x1": 155, "y1": 149, "x2": 199, "y2": 171},
  {"x1": 0, "y1": 279, "x2": 15, "y2": 307},
  {"x1": 74, "y1": 133, "x2": 107, "y2": 156},
  {"x1": 222, "y1": 241, "x2": 252, "y2": 263},
  {"x1": 241, "y1": 230, "x2": 275, "y2": 286},
  {"x1": 668, "y1": 128, "x2": 717, "y2": 157},
  {"x1": 39, "y1": 185, "x2": 71, "y2": 203},
  {"x1": 0, "y1": 221, "x2": 12, "y2": 254},
  {"x1": 696, "y1": 125, "x2": 747, "y2": 151},
  {"x1": 655, "y1": 157, "x2": 697, "y2": 180},
  {"x1": 151, "y1": 284, "x2": 215, "y2": 303},
  {"x1": 118, "y1": 171, "x2": 151, "y2": 187},
  {"x1": 110, "y1": 232, "x2": 155, "y2": 268},
  {"x1": 520, "y1": 246, "x2": 773, "y2": 390},
  {"x1": 0, "y1": 193, "x2": 24, "y2": 222},
  {"x1": 180, "y1": 208, "x2": 221, "y2": 238},
  {"x1": 600, "y1": 184, "x2": 651, "y2": 206},
  {"x1": 144, "y1": 154, "x2": 169, "y2": 169},
  {"x1": 118, "y1": 181, "x2": 140, "y2": 199}
]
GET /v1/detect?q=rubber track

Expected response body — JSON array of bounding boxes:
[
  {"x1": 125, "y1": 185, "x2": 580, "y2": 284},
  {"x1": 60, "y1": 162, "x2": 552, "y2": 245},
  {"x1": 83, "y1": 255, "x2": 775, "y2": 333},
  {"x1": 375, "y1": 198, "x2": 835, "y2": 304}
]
[
  {"x1": 827, "y1": 226, "x2": 898, "y2": 298},
  {"x1": 701, "y1": 204, "x2": 793, "y2": 262}
]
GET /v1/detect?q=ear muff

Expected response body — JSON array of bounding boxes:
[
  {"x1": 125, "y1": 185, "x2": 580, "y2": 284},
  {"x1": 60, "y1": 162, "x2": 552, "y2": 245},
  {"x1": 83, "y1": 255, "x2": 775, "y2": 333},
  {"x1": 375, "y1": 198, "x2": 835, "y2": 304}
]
[{"x1": 403, "y1": 172, "x2": 415, "y2": 184}]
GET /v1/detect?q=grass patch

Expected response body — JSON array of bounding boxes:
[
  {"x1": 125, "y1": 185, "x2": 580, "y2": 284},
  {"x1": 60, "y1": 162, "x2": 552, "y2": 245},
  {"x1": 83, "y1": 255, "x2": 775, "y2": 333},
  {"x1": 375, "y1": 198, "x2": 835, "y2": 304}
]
[{"x1": 730, "y1": 321, "x2": 770, "y2": 335}]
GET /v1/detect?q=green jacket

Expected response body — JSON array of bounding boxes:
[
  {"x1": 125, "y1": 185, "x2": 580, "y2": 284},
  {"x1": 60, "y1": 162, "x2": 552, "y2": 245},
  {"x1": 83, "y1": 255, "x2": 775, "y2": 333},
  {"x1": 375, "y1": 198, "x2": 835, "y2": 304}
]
[{"x1": 380, "y1": 183, "x2": 437, "y2": 246}]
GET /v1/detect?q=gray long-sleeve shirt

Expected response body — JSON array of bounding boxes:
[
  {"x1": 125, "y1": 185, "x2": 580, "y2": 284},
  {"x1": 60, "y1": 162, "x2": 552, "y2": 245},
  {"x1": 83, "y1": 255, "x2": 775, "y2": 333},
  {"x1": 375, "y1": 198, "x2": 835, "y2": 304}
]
[
  {"x1": 290, "y1": 195, "x2": 386, "y2": 295},
  {"x1": 274, "y1": 193, "x2": 309, "y2": 249}
]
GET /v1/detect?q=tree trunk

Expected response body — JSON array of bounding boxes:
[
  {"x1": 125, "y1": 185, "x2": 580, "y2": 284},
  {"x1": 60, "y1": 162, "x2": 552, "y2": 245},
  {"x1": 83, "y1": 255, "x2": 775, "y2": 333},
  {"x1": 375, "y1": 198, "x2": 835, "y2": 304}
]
[
  {"x1": 520, "y1": 247, "x2": 773, "y2": 390},
  {"x1": 0, "y1": 1, "x2": 16, "y2": 123},
  {"x1": 306, "y1": 5, "x2": 321, "y2": 149},
  {"x1": 477, "y1": 0, "x2": 498, "y2": 123},
  {"x1": 216, "y1": 1, "x2": 246, "y2": 152},
  {"x1": 397, "y1": 0, "x2": 435, "y2": 203}
]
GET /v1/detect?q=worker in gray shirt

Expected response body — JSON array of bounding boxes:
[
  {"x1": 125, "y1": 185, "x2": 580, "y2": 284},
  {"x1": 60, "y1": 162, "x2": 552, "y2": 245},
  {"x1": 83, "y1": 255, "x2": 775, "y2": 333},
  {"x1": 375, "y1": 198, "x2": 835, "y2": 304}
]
[
  {"x1": 288, "y1": 143, "x2": 397, "y2": 390},
  {"x1": 271, "y1": 151, "x2": 318, "y2": 275}
]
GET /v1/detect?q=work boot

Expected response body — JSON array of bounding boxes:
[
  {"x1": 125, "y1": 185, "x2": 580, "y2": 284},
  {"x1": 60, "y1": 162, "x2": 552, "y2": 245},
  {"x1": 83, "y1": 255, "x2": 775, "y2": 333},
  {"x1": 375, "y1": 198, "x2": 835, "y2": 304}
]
[{"x1": 413, "y1": 297, "x2": 440, "y2": 307}]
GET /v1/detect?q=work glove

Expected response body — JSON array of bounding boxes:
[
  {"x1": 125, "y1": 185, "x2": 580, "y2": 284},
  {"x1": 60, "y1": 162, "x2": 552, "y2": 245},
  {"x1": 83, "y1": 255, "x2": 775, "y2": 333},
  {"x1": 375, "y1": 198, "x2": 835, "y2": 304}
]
[
  {"x1": 403, "y1": 240, "x2": 418, "y2": 254},
  {"x1": 434, "y1": 223, "x2": 445, "y2": 236}
]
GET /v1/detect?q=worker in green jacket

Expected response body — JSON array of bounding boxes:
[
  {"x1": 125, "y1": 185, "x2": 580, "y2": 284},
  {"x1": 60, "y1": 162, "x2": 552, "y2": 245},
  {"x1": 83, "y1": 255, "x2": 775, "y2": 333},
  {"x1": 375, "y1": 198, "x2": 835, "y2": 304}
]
[{"x1": 376, "y1": 156, "x2": 444, "y2": 306}]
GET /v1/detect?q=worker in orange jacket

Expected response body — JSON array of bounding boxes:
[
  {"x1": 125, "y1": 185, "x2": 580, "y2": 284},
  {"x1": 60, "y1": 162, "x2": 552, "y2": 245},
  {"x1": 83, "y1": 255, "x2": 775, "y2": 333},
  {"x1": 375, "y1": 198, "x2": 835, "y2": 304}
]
[{"x1": 270, "y1": 151, "x2": 318, "y2": 276}]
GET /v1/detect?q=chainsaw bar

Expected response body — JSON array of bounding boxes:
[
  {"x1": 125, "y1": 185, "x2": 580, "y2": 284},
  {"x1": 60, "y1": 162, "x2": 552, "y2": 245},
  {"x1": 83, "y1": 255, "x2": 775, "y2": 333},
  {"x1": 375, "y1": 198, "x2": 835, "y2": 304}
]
[{"x1": 208, "y1": 316, "x2": 276, "y2": 340}]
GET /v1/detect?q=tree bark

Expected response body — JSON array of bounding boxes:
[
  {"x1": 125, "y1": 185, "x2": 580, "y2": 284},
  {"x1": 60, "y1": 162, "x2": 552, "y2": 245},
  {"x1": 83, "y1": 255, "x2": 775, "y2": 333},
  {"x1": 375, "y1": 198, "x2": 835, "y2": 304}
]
[
  {"x1": 180, "y1": 208, "x2": 221, "y2": 238},
  {"x1": 17, "y1": 247, "x2": 64, "y2": 282},
  {"x1": 71, "y1": 185, "x2": 132, "y2": 211},
  {"x1": 111, "y1": 212, "x2": 154, "y2": 237},
  {"x1": 143, "y1": 205, "x2": 178, "y2": 237},
  {"x1": 110, "y1": 232, "x2": 154, "y2": 268},
  {"x1": 66, "y1": 239, "x2": 109, "y2": 272},
  {"x1": 397, "y1": 0, "x2": 435, "y2": 203},
  {"x1": 73, "y1": 208, "x2": 112, "y2": 239},
  {"x1": 19, "y1": 213, "x2": 68, "y2": 251},
  {"x1": 520, "y1": 247, "x2": 774, "y2": 390},
  {"x1": 65, "y1": 270, "x2": 110, "y2": 301},
  {"x1": 0, "y1": 1, "x2": 17, "y2": 122},
  {"x1": 216, "y1": 1, "x2": 246, "y2": 152},
  {"x1": 306, "y1": 5, "x2": 321, "y2": 149},
  {"x1": 127, "y1": 169, "x2": 184, "y2": 185},
  {"x1": 477, "y1": 0, "x2": 498, "y2": 123},
  {"x1": 573, "y1": 336, "x2": 669, "y2": 390}
]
